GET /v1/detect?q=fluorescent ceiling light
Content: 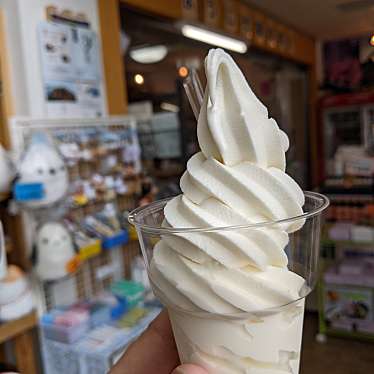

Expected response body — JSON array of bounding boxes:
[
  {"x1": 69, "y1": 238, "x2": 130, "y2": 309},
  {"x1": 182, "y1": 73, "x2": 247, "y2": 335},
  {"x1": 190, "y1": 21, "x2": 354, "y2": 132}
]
[
  {"x1": 181, "y1": 24, "x2": 247, "y2": 54},
  {"x1": 130, "y1": 45, "x2": 168, "y2": 64}
]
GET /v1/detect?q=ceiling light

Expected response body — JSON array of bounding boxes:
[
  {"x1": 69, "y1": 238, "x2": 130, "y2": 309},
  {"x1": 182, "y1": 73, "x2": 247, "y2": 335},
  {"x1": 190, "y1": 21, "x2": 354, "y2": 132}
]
[
  {"x1": 130, "y1": 45, "x2": 168, "y2": 64},
  {"x1": 181, "y1": 24, "x2": 247, "y2": 54},
  {"x1": 134, "y1": 74, "x2": 144, "y2": 85},
  {"x1": 370, "y1": 35, "x2": 374, "y2": 46},
  {"x1": 161, "y1": 102, "x2": 179, "y2": 112},
  {"x1": 178, "y1": 66, "x2": 189, "y2": 78}
]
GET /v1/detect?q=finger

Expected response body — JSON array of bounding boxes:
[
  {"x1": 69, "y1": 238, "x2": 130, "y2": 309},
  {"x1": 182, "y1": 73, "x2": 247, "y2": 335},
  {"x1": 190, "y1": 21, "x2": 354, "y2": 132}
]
[
  {"x1": 172, "y1": 364, "x2": 209, "y2": 374},
  {"x1": 110, "y1": 309, "x2": 179, "y2": 374}
]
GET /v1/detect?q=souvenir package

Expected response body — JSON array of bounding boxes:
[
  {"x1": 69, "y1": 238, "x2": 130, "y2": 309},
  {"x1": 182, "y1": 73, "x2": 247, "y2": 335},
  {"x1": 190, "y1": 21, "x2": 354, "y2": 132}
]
[
  {"x1": 81, "y1": 204, "x2": 128, "y2": 251},
  {"x1": 122, "y1": 131, "x2": 142, "y2": 175},
  {"x1": 62, "y1": 219, "x2": 101, "y2": 260},
  {"x1": 55, "y1": 131, "x2": 81, "y2": 181}
]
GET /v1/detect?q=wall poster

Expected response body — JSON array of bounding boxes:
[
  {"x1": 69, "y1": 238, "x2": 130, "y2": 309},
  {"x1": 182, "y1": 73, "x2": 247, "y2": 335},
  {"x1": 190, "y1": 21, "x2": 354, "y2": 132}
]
[{"x1": 38, "y1": 21, "x2": 104, "y2": 117}]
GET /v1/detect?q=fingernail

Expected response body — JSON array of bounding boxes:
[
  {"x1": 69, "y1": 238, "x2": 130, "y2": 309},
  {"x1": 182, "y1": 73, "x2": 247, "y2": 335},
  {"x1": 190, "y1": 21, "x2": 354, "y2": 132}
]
[
  {"x1": 172, "y1": 364, "x2": 208, "y2": 374},
  {"x1": 173, "y1": 369, "x2": 185, "y2": 374}
]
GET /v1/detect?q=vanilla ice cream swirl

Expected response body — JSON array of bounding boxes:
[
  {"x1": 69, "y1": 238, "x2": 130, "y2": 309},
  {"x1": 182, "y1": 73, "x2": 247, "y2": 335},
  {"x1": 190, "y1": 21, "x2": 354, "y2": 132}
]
[
  {"x1": 149, "y1": 49, "x2": 309, "y2": 374},
  {"x1": 150, "y1": 48, "x2": 306, "y2": 315}
]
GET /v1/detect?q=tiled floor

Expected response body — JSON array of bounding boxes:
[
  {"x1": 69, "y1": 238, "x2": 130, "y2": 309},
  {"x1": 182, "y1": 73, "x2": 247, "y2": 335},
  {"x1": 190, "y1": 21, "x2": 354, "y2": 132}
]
[{"x1": 300, "y1": 313, "x2": 374, "y2": 374}]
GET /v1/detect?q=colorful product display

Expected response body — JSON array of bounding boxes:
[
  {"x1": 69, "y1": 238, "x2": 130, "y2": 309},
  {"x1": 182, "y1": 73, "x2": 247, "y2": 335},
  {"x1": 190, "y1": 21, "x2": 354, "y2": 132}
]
[
  {"x1": 8, "y1": 120, "x2": 144, "y2": 300},
  {"x1": 40, "y1": 279, "x2": 159, "y2": 355},
  {"x1": 320, "y1": 177, "x2": 374, "y2": 340},
  {"x1": 323, "y1": 258, "x2": 374, "y2": 334},
  {"x1": 41, "y1": 307, "x2": 161, "y2": 374},
  {"x1": 4, "y1": 114, "x2": 149, "y2": 371}
]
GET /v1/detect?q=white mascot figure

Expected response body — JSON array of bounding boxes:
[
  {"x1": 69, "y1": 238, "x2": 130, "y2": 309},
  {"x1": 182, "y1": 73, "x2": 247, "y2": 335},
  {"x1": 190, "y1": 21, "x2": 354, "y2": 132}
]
[
  {"x1": 18, "y1": 133, "x2": 68, "y2": 208},
  {"x1": 34, "y1": 222, "x2": 75, "y2": 281}
]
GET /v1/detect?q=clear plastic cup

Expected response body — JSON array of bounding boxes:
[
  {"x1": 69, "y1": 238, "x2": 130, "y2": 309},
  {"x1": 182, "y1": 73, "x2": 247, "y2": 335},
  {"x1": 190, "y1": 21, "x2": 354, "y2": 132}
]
[{"x1": 129, "y1": 191, "x2": 329, "y2": 374}]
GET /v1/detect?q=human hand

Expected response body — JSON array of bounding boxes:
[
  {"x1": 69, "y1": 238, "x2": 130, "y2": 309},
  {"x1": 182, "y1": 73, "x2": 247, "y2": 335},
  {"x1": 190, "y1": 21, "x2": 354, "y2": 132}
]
[{"x1": 110, "y1": 310, "x2": 208, "y2": 374}]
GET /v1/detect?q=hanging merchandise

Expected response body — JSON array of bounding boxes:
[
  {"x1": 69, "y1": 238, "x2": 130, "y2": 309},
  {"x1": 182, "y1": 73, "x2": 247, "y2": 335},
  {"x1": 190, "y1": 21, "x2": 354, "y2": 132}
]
[
  {"x1": 123, "y1": 132, "x2": 142, "y2": 175},
  {"x1": 14, "y1": 132, "x2": 69, "y2": 208},
  {"x1": 131, "y1": 256, "x2": 150, "y2": 290},
  {"x1": 0, "y1": 145, "x2": 14, "y2": 194},
  {"x1": 33, "y1": 222, "x2": 77, "y2": 281},
  {"x1": 83, "y1": 213, "x2": 128, "y2": 251},
  {"x1": 0, "y1": 222, "x2": 33, "y2": 321},
  {"x1": 10, "y1": 117, "x2": 141, "y2": 309}
]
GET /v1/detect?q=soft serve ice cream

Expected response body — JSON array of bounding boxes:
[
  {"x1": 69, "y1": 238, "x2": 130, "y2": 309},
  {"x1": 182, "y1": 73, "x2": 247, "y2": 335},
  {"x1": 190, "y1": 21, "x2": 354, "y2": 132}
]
[{"x1": 150, "y1": 49, "x2": 307, "y2": 374}]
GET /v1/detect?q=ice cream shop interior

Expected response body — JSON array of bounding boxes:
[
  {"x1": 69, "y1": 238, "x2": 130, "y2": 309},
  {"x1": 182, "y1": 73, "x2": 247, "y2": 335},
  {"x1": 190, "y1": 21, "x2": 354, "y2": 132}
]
[{"x1": 0, "y1": 0, "x2": 373, "y2": 373}]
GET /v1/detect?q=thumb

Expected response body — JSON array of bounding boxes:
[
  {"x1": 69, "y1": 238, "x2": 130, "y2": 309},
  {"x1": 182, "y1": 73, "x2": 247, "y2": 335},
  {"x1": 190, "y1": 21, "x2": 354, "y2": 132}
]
[{"x1": 172, "y1": 364, "x2": 208, "y2": 374}]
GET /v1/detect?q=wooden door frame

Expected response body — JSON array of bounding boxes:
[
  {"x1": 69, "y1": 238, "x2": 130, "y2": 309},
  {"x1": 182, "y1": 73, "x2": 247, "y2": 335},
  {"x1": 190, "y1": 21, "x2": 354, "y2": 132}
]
[
  {"x1": 98, "y1": 0, "x2": 128, "y2": 114},
  {"x1": 0, "y1": 9, "x2": 14, "y2": 148}
]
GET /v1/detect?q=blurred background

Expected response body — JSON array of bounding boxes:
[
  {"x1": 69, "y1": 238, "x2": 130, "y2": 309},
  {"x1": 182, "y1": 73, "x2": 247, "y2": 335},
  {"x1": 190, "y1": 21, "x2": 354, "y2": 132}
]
[{"x1": 0, "y1": 0, "x2": 373, "y2": 373}]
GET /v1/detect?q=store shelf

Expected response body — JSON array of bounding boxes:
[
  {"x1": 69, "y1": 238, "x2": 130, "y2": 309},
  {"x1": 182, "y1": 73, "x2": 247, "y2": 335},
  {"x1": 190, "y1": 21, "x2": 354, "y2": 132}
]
[
  {"x1": 0, "y1": 311, "x2": 38, "y2": 344},
  {"x1": 322, "y1": 238, "x2": 374, "y2": 248},
  {"x1": 320, "y1": 327, "x2": 374, "y2": 343},
  {"x1": 322, "y1": 222, "x2": 374, "y2": 249}
]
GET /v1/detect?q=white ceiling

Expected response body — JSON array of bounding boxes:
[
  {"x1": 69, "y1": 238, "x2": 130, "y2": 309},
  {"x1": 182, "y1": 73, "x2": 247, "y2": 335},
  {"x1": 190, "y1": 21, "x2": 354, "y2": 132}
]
[{"x1": 246, "y1": 0, "x2": 374, "y2": 40}]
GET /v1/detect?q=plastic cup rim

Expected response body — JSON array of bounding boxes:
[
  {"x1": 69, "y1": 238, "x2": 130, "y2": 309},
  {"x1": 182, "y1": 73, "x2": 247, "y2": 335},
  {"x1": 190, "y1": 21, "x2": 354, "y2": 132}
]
[
  {"x1": 150, "y1": 277, "x2": 308, "y2": 319},
  {"x1": 128, "y1": 190, "x2": 329, "y2": 235}
]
